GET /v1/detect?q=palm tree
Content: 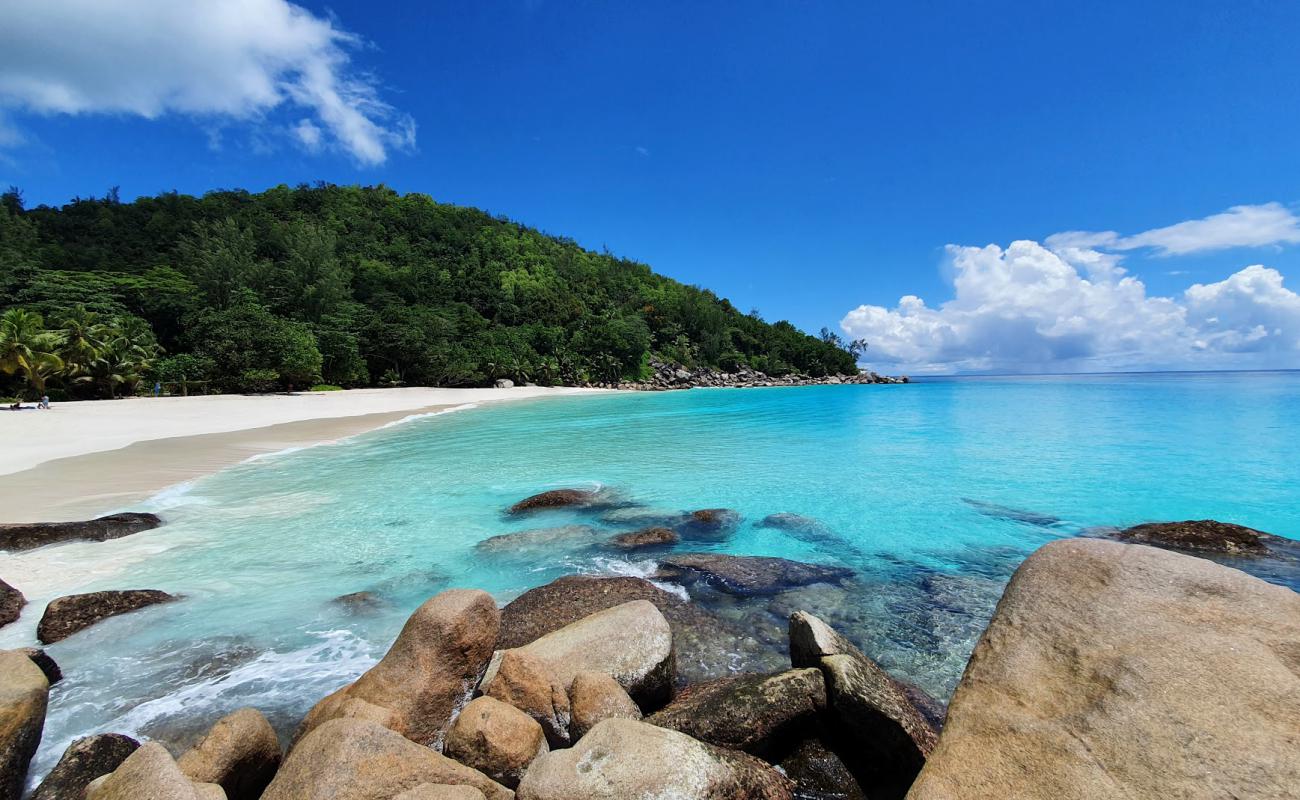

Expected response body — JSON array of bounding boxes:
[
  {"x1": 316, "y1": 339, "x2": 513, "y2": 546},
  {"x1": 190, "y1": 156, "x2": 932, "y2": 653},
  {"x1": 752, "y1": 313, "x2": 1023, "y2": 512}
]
[
  {"x1": 0, "y1": 308, "x2": 66, "y2": 397},
  {"x1": 58, "y1": 305, "x2": 106, "y2": 379},
  {"x1": 87, "y1": 319, "x2": 160, "y2": 399}
]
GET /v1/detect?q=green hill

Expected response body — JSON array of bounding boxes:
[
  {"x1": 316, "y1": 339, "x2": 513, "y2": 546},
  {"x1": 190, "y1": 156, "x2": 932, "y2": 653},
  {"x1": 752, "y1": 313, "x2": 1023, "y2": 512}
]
[{"x1": 0, "y1": 184, "x2": 857, "y2": 398}]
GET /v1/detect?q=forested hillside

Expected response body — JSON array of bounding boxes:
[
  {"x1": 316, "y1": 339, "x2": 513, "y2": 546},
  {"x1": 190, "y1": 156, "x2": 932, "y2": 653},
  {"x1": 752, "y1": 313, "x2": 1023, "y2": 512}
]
[{"x1": 0, "y1": 184, "x2": 858, "y2": 399}]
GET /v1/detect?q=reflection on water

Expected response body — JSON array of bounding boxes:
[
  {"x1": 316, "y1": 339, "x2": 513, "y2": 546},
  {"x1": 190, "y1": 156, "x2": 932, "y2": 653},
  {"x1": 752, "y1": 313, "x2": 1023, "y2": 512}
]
[{"x1": 4, "y1": 373, "x2": 1299, "y2": 787}]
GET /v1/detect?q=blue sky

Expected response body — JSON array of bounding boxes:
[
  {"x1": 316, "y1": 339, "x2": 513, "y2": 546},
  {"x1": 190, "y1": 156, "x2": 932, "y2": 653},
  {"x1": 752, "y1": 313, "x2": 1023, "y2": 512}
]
[{"x1": 2, "y1": 1, "x2": 1299, "y2": 372}]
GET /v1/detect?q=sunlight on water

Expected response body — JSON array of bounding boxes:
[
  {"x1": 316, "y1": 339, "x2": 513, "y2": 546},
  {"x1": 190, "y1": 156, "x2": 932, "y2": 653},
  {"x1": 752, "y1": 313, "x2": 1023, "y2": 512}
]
[{"x1": 4, "y1": 373, "x2": 1299, "y2": 785}]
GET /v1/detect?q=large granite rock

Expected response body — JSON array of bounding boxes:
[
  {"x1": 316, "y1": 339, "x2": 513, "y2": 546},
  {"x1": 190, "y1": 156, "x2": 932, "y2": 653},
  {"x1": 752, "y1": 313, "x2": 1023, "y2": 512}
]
[
  {"x1": 517, "y1": 718, "x2": 793, "y2": 800},
  {"x1": 297, "y1": 589, "x2": 499, "y2": 747},
  {"x1": 264, "y1": 719, "x2": 511, "y2": 800},
  {"x1": 394, "y1": 787, "x2": 486, "y2": 800},
  {"x1": 0, "y1": 579, "x2": 23, "y2": 629},
  {"x1": 37, "y1": 589, "x2": 178, "y2": 644},
  {"x1": 906, "y1": 538, "x2": 1300, "y2": 800},
  {"x1": 646, "y1": 668, "x2": 826, "y2": 757},
  {"x1": 84, "y1": 742, "x2": 224, "y2": 800},
  {"x1": 19, "y1": 649, "x2": 61, "y2": 685},
  {"x1": 607, "y1": 527, "x2": 678, "y2": 550},
  {"x1": 445, "y1": 697, "x2": 547, "y2": 788},
  {"x1": 1111, "y1": 518, "x2": 1286, "y2": 555},
  {"x1": 567, "y1": 671, "x2": 641, "y2": 741},
  {"x1": 790, "y1": 612, "x2": 938, "y2": 798},
  {"x1": 483, "y1": 650, "x2": 571, "y2": 747},
  {"x1": 0, "y1": 651, "x2": 49, "y2": 800},
  {"x1": 0, "y1": 512, "x2": 163, "y2": 552},
  {"x1": 32, "y1": 733, "x2": 139, "y2": 800},
  {"x1": 497, "y1": 575, "x2": 770, "y2": 685},
  {"x1": 507, "y1": 489, "x2": 612, "y2": 515},
  {"x1": 656, "y1": 553, "x2": 853, "y2": 596},
  {"x1": 483, "y1": 600, "x2": 673, "y2": 710},
  {"x1": 177, "y1": 707, "x2": 281, "y2": 800}
]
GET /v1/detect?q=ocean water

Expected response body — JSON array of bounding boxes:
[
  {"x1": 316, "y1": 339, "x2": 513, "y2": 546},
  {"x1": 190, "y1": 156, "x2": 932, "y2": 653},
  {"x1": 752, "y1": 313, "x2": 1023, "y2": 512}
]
[{"x1": 4, "y1": 372, "x2": 1299, "y2": 786}]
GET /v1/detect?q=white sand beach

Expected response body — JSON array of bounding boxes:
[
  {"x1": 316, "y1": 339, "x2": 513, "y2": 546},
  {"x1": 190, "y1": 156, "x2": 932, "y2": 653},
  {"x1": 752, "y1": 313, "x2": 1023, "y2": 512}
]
[{"x1": 0, "y1": 387, "x2": 600, "y2": 522}]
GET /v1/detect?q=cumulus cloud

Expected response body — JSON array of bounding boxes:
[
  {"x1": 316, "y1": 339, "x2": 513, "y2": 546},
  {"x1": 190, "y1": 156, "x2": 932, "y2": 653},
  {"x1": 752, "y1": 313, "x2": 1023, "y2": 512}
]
[
  {"x1": 0, "y1": 0, "x2": 414, "y2": 164},
  {"x1": 841, "y1": 205, "x2": 1300, "y2": 373}
]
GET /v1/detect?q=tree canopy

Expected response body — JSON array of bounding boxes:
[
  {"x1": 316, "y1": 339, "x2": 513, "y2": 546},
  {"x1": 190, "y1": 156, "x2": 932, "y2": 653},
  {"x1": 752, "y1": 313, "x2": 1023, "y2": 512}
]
[{"x1": 0, "y1": 183, "x2": 857, "y2": 398}]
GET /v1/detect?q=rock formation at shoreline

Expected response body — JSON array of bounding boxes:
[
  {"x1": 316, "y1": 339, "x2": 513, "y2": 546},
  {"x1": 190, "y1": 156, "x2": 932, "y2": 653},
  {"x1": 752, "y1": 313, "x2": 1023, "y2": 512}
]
[
  {"x1": 0, "y1": 579, "x2": 23, "y2": 629},
  {"x1": 0, "y1": 512, "x2": 163, "y2": 552},
  {"x1": 0, "y1": 651, "x2": 49, "y2": 800},
  {"x1": 37, "y1": 589, "x2": 178, "y2": 644},
  {"x1": 31, "y1": 734, "x2": 139, "y2": 800},
  {"x1": 1111, "y1": 518, "x2": 1289, "y2": 555},
  {"x1": 591, "y1": 358, "x2": 908, "y2": 391}
]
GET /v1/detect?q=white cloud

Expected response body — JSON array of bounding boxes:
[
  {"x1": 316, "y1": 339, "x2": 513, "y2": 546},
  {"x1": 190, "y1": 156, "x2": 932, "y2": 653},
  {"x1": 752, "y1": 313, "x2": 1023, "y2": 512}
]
[
  {"x1": 841, "y1": 212, "x2": 1300, "y2": 374},
  {"x1": 1048, "y1": 203, "x2": 1300, "y2": 256},
  {"x1": 0, "y1": 0, "x2": 414, "y2": 165}
]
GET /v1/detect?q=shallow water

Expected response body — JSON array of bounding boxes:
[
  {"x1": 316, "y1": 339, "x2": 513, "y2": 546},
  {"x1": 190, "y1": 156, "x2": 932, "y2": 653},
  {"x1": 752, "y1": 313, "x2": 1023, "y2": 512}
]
[{"x1": 4, "y1": 372, "x2": 1299, "y2": 785}]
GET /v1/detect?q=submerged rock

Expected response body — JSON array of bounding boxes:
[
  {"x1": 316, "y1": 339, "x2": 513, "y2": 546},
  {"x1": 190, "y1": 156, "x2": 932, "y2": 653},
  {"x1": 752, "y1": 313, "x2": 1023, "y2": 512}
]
[
  {"x1": 961, "y1": 498, "x2": 1060, "y2": 527},
  {"x1": 84, "y1": 742, "x2": 222, "y2": 800},
  {"x1": 906, "y1": 538, "x2": 1300, "y2": 800},
  {"x1": 568, "y1": 671, "x2": 642, "y2": 741},
  {"x1": 0, "y1": 651, "x2": 49, "y2": 800},
  {"x1": 676, "y1": 509, "x2": 742, "y2": 539},
  {"x1": 297, "y1": 589, "x2": 499, "y2": 748},
  {"x1": 497, "y1": 575, "x2": 769, "y2": 685},
  {"x1": 517, "y1": 718, "x2": 794, "y2": 800},
  {"x1": 790, "y1": 612, "x2": 939, "y2": 799},
  {"x1": 331, "y1": 591, "x2": 386, "y2": 614},
  {"x1": 1111, "y1": 518, "x2": 1287, "y2": 556},
  {"x1": 31, "y1": 734, "x2": 140, "y2": 800},
  {"x1": 477, "y1": 525, "x2": 604, "y2": 553},
  {"x1": 0, "y1": 512, "x2": 164, "y2": 552},
  {"x1": 645, "y1": 668, "x2": 826, "y2": 758},
  {"x1": 265, "y1": 719, "x2": 511, "y2": 800},
  {"x1": 483, "y1": 600, "x2": 674, "y2": 710},
  {"x1": 656, "y1": 553, "x2": 853, "y2": 596},
  {"x1": 756, "y1": 513, "x2": 835, "y2": 539},
  {"x1": 178, "y1": 707, "x2": 281, "y2": 800},
  {"x1": 0, "y1": 579, "x2": 23, "y2": 629},
  {"x1": 444, "y1": 696, "x2": 547, "y2": 788},
  {"x1": 508, "y1": 489, "x2": 616, "y2": 515},
  {"x1": 607, "y1": 527, "x2": 678, "y2": 550},
  {"x1": 37, "y1": 589, "x2": 178, "y2": 644},
  {"x1": 484, "y1": 650, "x2": 572, "y2": 748},
  {"x1": 598, "y1": 507, "x2": 688, "y2": 528}
]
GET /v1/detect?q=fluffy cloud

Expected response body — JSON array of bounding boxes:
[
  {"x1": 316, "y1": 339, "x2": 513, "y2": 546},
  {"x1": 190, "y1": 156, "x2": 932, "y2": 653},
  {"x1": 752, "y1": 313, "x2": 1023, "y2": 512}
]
[
  {"x1": 1047, "y1": 203, "x2": 1300, "y2": 256},
  {"x1": 841, "y1": 206, "x2": 1300, "y2": 373},
  {"x1": 0, "y1": 0, "x2": 414, "y2": 165}
]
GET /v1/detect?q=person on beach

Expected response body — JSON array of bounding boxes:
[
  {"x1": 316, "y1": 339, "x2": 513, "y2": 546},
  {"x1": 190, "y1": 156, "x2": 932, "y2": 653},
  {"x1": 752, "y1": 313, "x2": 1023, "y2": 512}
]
[
  {"x1": 153, "y1": 381, "x2": 161, "y2": 397},
  {"x1": 39, "y1": 395, "x2": 50, "y2": 409}
]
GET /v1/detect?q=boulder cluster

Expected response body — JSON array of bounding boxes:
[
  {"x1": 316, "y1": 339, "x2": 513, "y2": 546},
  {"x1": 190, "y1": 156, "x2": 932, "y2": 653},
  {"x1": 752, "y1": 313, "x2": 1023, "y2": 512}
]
[
  {"x1": 584, "y1": 358, "x2": 907, "y2": 391},
  {"x1": 2, "y1": 508, "x2": 1297, "y2": 799}
]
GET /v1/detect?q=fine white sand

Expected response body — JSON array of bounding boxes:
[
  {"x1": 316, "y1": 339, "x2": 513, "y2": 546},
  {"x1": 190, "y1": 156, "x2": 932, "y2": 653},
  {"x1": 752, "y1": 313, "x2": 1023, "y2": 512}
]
[{"x1": 0, "y1": 386, "x2": 601, "y2": 522}]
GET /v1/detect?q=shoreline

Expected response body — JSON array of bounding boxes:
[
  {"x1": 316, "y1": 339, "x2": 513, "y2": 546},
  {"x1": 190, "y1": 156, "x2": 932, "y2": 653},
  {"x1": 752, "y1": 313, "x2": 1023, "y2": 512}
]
[{"x1": 0, "y1": 387, "x2": 601, "y2": 523}]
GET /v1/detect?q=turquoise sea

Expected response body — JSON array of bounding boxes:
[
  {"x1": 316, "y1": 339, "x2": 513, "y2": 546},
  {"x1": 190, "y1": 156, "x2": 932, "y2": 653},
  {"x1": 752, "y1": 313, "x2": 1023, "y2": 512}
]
[{"x1": 5, "y1": 371, "x2": 1299, "y2": 785}]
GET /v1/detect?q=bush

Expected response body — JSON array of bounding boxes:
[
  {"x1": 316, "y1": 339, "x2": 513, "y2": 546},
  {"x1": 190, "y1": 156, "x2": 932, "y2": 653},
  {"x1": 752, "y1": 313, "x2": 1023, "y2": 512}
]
[{"x1": 309, "y1": 384, "x2": 344, "y2": 391}]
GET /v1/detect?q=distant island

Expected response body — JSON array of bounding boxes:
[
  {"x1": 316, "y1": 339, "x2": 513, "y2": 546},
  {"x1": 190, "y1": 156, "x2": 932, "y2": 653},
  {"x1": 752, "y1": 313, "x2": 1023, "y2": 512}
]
[{"x1": 0, "y1": 185, "x2": 863, "y2": 400}]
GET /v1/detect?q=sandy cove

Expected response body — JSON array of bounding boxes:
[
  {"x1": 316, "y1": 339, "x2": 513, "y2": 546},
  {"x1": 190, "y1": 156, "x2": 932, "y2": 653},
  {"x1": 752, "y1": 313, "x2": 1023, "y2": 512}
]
[{"x1": 0, "y1": 387, "x2": 602, "y2": 523}]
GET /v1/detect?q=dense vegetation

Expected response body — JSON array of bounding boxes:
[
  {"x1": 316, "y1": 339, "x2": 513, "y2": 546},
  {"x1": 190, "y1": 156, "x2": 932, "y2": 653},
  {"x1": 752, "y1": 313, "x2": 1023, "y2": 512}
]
[{"x1": 0, "y1": 184, "x2": 858, "y2": 399}]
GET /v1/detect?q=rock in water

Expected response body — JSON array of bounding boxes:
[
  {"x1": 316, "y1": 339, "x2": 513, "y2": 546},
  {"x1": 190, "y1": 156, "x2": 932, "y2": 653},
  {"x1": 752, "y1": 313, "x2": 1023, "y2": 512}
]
[
  {"x1": 607, "y1": 527, "x2": 678, "y2": 550},
  {"x1": 482, "y1": 600, "x2": 674, "y2": 710},
  {"x1": 1112, "y1": 518, "x2": 1285, "y2": 555},
  {"x1": 484, "y1": 650, "x2": 572, "y2": 747},
  {"x1": 264, "y1": 719, "x2": 511, "y2": 800},
  {"x1": 777, "y1": 738, "x2": 867, "y2": 800},
  {"x1": 906, "y1": 538, "x2": 1300, "y2": 800},
  {"x1": 656, "y1": 553, "x2": 853, "y2": 596},
  {"x1": 645, "y1": 668, "x2": 826, "y2": 758},
  {"x1": 18, "y1": 649, "x2": 61, "y2": 685},
  {"x1": 84, "y1": 742, "x2": 223, "y2": 800},
  {"x1": 789, "y1": 612, "x2": 938, "y2": 798},
  {"x1": 31, "y1": 733, "x2": 140, "y2": 800},
  {"x1": 0, "y1": 651, "x2": 49, "y2": 800},
  {"x1": 960, "y1": 499, "x2": 1060, "y2": 527},
  {"x1": 0, "y1": 579, "x2": 23, "y2": 629},
  {"x1": 507, "y1": 489, "x2": 609, "y2": 515},
  {"x1": 178, "y1": 707, "x2": 281, "y2": 800},
  {"x1": 0, "y1": 512, "x2": 163, "y2": 552},
  {"x1": 516, "y1": 718, "x2": 793, "y2": 800},
  {"x1": 444, "y1": 696, "x2": 548, "y2": 788},
  {"x1": 37, "y1": 589, "x2": 178, "y2": 644},
  {"x1": 567, "y1": 671, "x2": 642, "y2": 740},
  {"x1": 676, "y1": 509, "x2": 742, "y2": 539},
  {"x1": 297, "y1": 589, "x2": 499, "y2": 747},
  {"x1": 476, "y1": 526, "x2": 604, "y2": 553}
]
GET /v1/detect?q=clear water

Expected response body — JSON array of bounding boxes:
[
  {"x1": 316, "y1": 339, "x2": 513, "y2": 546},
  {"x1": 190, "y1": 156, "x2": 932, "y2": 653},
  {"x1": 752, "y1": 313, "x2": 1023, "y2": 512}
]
[{"x1": 4, "y1": 372, "x2": 1299, "y2": 787}]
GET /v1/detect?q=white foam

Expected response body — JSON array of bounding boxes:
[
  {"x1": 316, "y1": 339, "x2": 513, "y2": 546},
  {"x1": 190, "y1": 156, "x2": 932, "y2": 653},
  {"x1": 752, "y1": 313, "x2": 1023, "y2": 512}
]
[{"x1": 586, "y1": 555, "x2": 690, "y2": 601}]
